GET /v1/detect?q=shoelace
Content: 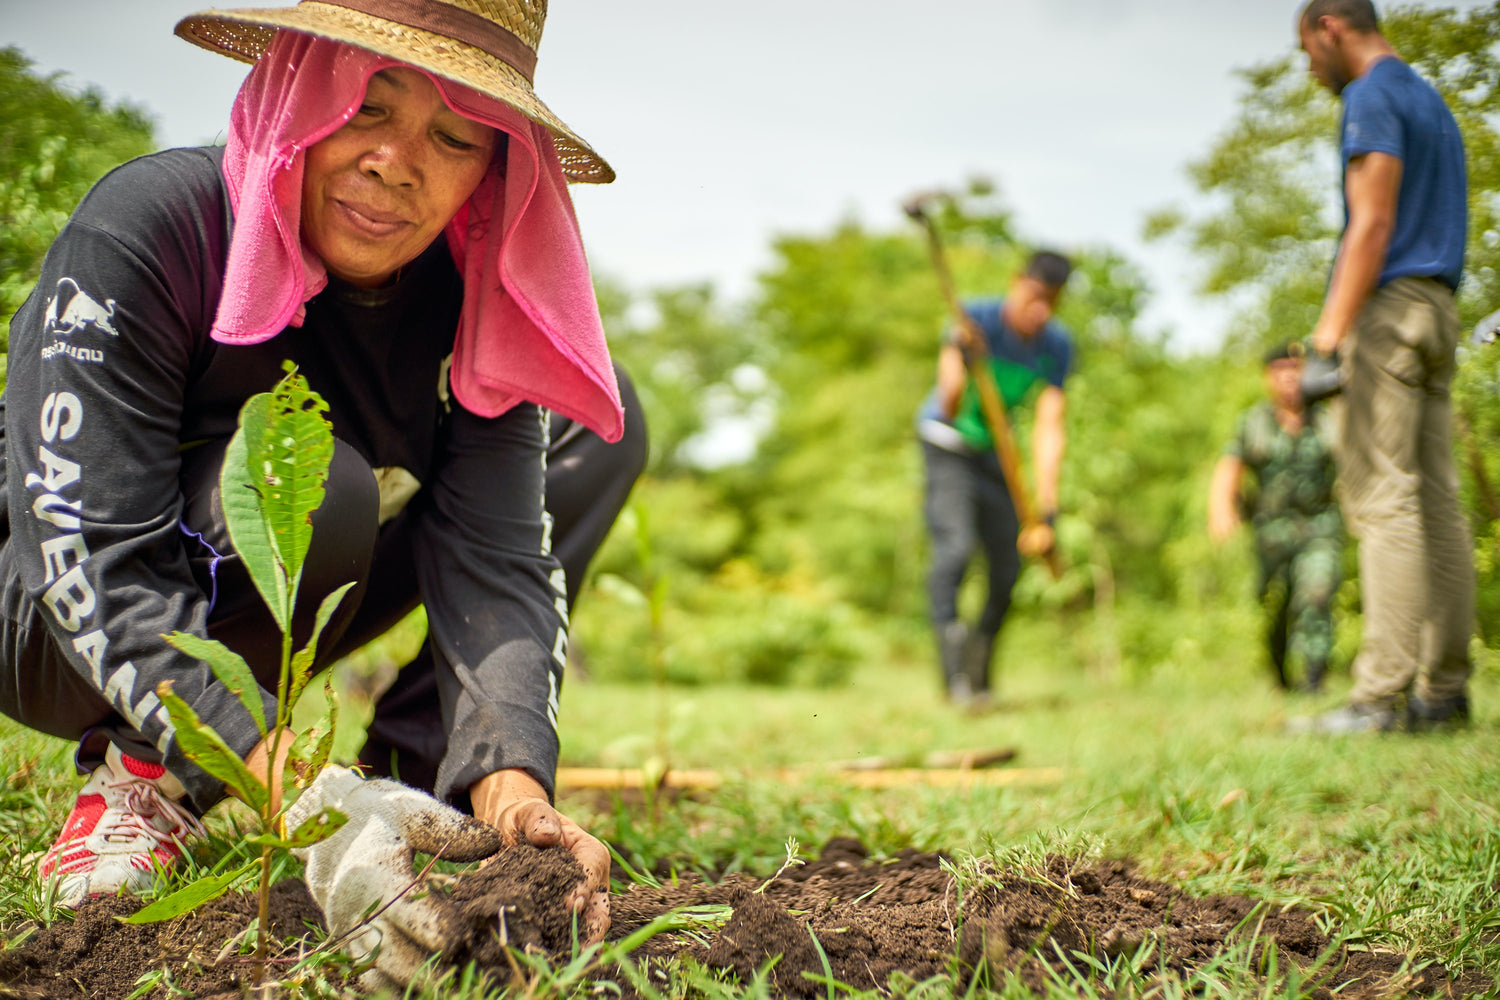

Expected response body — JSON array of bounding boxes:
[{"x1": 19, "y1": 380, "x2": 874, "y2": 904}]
[{"x1": 52, "y1": 774, "x2": 208, "y2": 875}]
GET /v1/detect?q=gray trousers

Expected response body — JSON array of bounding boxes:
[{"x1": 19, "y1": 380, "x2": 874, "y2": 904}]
[
  {"x1": 921, "y1": 440, "x2": 1020, "y2": 636},
  {"x1": 1336, "y1": 277, "x2": 1475, "y2": 707}
]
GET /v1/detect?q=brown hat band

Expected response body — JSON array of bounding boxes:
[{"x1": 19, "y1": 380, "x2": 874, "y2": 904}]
[{"x1": 319, "y1": 0, "x2": 538, "y2": 82}]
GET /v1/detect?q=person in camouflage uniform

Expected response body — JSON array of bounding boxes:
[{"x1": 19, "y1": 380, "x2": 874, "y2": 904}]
[{"x1": 1209, "y1": 342, "x2": 1343, "y2": 691}]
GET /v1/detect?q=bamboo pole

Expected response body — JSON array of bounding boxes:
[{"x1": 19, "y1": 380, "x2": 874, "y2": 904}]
[{"x1": 555, "y1": 763, "x2": 1063, "y2": 792}]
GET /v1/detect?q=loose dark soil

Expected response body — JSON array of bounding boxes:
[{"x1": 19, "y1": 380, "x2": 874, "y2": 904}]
[
  {"x1": 0, "y1": 838, "x2": 1489, "y2": 998},
  {"x1": 0, "y1": 880, "x2": 322, "y2": 999}
]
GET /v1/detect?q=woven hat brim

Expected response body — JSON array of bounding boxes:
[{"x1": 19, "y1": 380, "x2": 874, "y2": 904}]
[{"x1": 175, "y1": 3, "x2": 614, "y2": 184}]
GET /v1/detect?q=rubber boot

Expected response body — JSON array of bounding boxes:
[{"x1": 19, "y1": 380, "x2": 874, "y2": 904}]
[
  {"x1": 938, "y1": 621, "x2": 971, "y2": 705},
  {"x1": 962, "y1": 629, "x2": 997, "y2": 711}
]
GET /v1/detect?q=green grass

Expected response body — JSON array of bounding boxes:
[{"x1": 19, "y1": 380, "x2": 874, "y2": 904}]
[{"x1": 1, "y1": 609, "x2": 1497, "y2": 998}]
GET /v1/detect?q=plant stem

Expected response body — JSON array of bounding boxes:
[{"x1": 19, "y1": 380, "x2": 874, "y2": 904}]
[
  {"x1": 255, "y1": 627, "x2": 295, "y2": 984},
  {"x1": 252, "y1": 843, "x2": 273, "y2": 984}
]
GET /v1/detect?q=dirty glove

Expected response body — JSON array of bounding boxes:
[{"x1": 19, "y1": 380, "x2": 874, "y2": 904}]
[
  {"x1": 286, "y1": 765, "x2": 501, "y2": 992},
  {"x1": 1300, "y1": 349, "x2": 1343, "y2": 404}
]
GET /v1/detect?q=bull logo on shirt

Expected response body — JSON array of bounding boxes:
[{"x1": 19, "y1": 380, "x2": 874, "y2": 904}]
[{"x1": 43, "y1": 278, "x2": 120, "y2": 338}]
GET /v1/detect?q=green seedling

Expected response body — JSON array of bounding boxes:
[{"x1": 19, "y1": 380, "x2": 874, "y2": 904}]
[
  {"x1": 125, "y1": 966, "x2": 193, "y2": 1000},
  {"x1": 754, "y1": 837, "x2": 805, "y2": 894},
  {"x1": 126, "y1": 365, "x2": 353, "y2": 988}
]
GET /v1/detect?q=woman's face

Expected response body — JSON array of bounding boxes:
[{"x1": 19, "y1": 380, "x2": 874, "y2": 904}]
[{"x1": 302, "y1": 66, "x2": 499, "y2": 287}]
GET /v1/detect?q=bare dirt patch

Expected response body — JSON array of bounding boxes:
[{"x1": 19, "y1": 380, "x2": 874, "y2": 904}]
[
  {"x1": 0, "y1": 880, "x2": 322, "y2": 999},
  {"x1": 0, "y1": 838, "x2": 1488, "y2": 998}
]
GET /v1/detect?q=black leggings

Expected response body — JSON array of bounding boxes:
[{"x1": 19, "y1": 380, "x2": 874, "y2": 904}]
[{"x1": 0, "y1": 367, "x2": 647, "y2": 794}]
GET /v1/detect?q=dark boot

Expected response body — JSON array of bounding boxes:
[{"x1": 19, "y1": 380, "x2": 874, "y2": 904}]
[
  {"x1": 1408, "y1": 689, "x2": 1471, "y2": 732},
  {"x1": 963, "y1": 629, "x2": 998, "y2": 707},
  {"x1": 1268, "y1": 615, "x2": 1290, "y2": 690},
  {"x1": 1302, "y1": 659, "x2": 1327, "y2": 694},
  {"x1": 938, "y1": 621, "x2": 971, "y2": 704}
]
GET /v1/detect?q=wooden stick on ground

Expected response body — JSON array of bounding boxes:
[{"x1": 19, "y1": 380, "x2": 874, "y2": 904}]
[
  {"x1": 831, "y1": 747, "x2": 1017, "y2": 771},
  {"x1": 555, "y1": 762, "x2": 1062, "y2": 792}
]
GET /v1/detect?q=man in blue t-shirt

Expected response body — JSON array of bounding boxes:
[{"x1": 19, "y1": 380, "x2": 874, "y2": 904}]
[
  {"x1": 915, "y1": 250, "x2": 1072, "y2": 707},
  {"x1": 1294, "y1": 0, "x2": 1474, "y2": 733}
]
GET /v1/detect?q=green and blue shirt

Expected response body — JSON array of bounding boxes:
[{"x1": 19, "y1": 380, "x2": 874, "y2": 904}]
[{"x1": 917, "y1": 298, "x2": 1071, "y2": 453}]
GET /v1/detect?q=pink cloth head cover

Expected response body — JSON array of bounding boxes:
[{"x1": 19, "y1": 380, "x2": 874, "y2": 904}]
[{"x1": 213, "y1": 31, "x2": 623, "y2": 441}]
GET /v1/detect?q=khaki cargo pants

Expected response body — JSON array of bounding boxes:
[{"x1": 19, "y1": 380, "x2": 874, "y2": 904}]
[{"x1": 1336, "y1": 276, "x2": 1475, "y2": 708}]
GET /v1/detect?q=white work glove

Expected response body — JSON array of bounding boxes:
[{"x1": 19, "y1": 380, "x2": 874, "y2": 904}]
[{"x1": 286, "y1": 765, "x2": 501, "y2": 992}]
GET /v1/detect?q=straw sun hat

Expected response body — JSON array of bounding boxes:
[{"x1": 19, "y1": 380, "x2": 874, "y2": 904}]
[{"x1": 174, "y1": 0, "x2": 613, "y2": 183}]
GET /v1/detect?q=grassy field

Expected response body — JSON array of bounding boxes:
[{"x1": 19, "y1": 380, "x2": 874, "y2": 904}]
[
  {"x1": 556, "y1": 618, "x2": 1500, "y2": 957},
  {"x1": 1, "y1": 610, "x2": 1497, "y2": 997}
]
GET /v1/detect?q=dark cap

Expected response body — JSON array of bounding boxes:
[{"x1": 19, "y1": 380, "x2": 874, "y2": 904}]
[
  {"x1": 1264, "y1": 340, "x2": 1308, "y2": 366},
  {"x1": 1024, "y1": 250, "x2": 1074, "y2": 289}
]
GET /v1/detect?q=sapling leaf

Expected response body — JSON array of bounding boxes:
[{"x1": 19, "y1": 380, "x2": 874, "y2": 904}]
[
  {"x1": 222, "y1": 368, "x2": 335, "y2": 632},
  {"x1": 163, "y1": 631, "x2": 268, "y2": 738},
  {"x1": 156, "y1": 681, "x2": 269, "y2": 813},
  {"x1": 310, "y1": 725, "x2": 337, "y2": 780},
  {"x1": 221, "y1": 417, "x2": 291, "y2": 632},
  {"x1": 309, "y1": 671, "x2": 339, "y2": 776},
  {"x1": 241, "y1": 368, "x2": 333, "y2": 597},
  {"x1": 283, "y1": 727, "x2": 321, "y2": 795},
  {"x1": 288, "y1": 581, "x2": 356, "y2": 708},
  {"x1": 288, "y1": 647, "x2": 315, "y2": 710},
  {"x1": 246, "y1": 807, "x2": 348, "y2": 850},
  {"x1": 122, "y1": 861, "x2": 260, "y2": 924}
]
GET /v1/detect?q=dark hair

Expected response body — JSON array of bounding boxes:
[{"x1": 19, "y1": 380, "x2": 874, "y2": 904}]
[
  {"x1": 1025, "y1": 250, "x2": 1073, "y2": 289},
  {"x1": 1301, "y1": 0, "x2": 1380, "y2": 33}
]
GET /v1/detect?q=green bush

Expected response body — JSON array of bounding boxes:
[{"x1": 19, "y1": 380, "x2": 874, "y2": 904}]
[
  {"x1": 575, "y1": 567, "x2": 863, "y2": 688},
  {"x1": 1, "y1": 48, "x2": 156, "y2": 344}
]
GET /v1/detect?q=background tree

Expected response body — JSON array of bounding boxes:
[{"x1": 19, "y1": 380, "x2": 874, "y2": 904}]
[
  {"x1": 600, "y1": 279, "x2": 770, "y2": 478},
  {"x1": 0, "y1": 48, "x2": 156, "y2": 346}
]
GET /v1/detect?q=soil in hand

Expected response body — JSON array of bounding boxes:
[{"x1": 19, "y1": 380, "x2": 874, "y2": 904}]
[{"x1": 439, "y1": 843, "x2": 590, "y2": 966}]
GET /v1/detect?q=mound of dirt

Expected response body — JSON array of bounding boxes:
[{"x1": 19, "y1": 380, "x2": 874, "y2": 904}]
[
  {"x1": 605, "y1": 839, "x2": 1488, "y2": 999},
  {"x1": 0, "y1": 880, "x2": 322, "y2": 999},
  {"x1": 0, "y1": 839, "x2": 1489, "y2": 999}
]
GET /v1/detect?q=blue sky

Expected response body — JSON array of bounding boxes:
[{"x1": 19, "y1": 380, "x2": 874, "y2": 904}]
[{"x1": 7, "y1": 1, "x2": 1479, "y2": 350}]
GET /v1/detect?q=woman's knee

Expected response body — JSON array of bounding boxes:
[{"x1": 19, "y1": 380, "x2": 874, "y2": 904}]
[{"x1": 0, "y1": 596, "x2": 114, "y2": 741}]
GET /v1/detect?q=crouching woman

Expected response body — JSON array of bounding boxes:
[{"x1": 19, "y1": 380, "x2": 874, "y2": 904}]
[{"x1": 0, "y1": 0, "x2": 644, "y2": 987}]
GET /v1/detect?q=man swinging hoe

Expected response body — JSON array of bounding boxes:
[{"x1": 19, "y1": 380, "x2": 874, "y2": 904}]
[{"x1": 907, "y1": 195, "x2": 1073, "y2": 708}]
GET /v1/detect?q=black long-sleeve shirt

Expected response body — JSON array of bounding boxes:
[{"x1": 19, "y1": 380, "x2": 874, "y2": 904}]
[{"x1": 1, "y1": 147, "x2": 568, "y2": 810}]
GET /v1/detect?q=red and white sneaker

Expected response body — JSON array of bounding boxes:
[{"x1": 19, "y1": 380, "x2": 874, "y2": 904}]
[{"x1": 38, "y1": 743, "x2": 206, "y2": 906}]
